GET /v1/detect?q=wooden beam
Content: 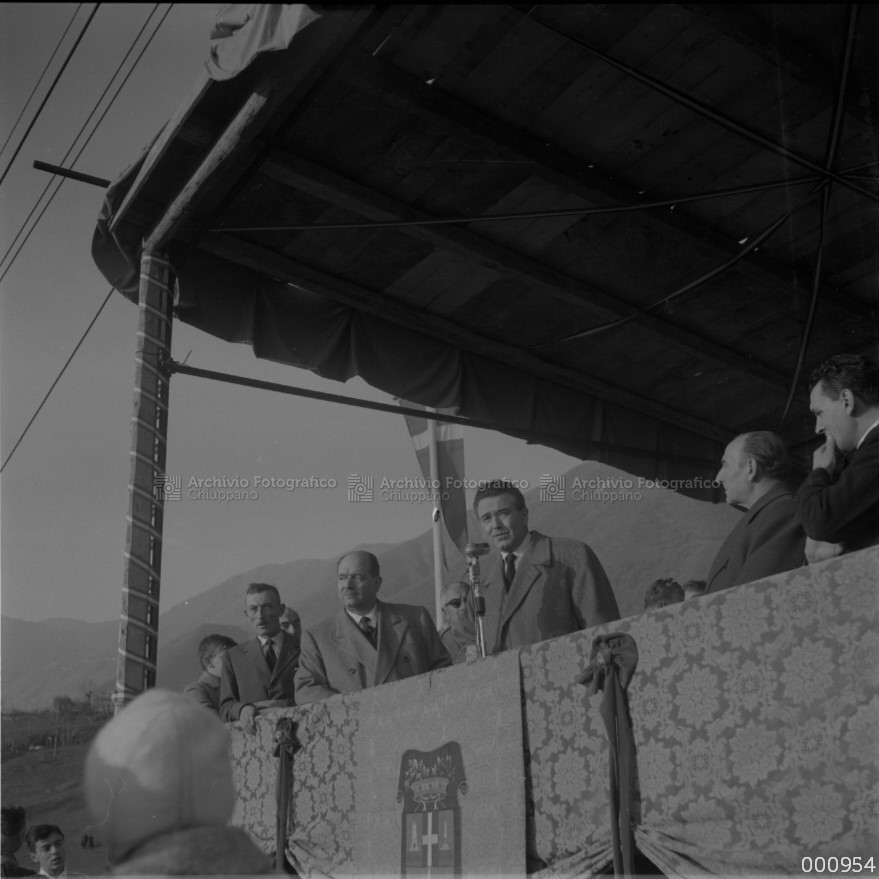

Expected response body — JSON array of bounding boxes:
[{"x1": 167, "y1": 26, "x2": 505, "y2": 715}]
[
  {"x1": 142, "y1": 7, "x2": 375, "y2": 251},
  {"x1": 257, "y1": 147, "x2": 795, "y2": 395},
  {"x1": 679, "y1": 4, "x2": 875, "y2": 130},
  {"x1": 336, "y1": 50, "x2": 871, "y2": 323},
  {"x1": 197, "y1": 231, "x2": 734, "y2": 445}
]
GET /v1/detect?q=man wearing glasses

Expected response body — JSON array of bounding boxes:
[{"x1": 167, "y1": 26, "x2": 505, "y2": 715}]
[{"x1": 438, "y1": 581, "x2": 476, "y2": 664}]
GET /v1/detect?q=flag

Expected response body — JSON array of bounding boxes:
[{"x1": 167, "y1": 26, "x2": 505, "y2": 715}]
[{"x1": 399, "y1": 401, "x2": 468, "y2": 563}]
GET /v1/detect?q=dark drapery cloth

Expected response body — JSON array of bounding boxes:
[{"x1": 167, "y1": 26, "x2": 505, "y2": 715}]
[{"x1": 580, "y1": 633, "x2": 639, "y2": 877}]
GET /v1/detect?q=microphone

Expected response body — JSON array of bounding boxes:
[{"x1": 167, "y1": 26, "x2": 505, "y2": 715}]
[{"x1": 465, "y1": 542, "x2": 490, "y2": 558}]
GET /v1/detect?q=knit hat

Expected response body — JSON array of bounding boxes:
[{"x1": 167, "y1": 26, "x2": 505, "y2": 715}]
[{"x1": 83, "y1": 688, "x2": 236, "y2": 864}]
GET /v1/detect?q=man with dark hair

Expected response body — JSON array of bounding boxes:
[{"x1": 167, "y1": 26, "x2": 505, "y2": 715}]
[
  {"x1": 438, "y1": 581, "x2": 476, "y2": 664},
  {"x1": 643, "y1": 578, "x2": 684, "y2": 611},
  {"x1": 706, "y1": 431, "x2": 805, "y2": 592},
  {"x1": 797, "y1": 353, "x2": 879, "y2": 553},
  {"x1": 219, "y1": 583, "x2": 298, "y2": 731},
  {"x1": 295, "y1": 550, "x2": 451, "y2": 704},
  {"x1": 183, "y1": 634, "x2": 237, "y2": 713},
  {"x1": 472, "y1": 480, "x2": 619, "y2": 653},
  {"x1": 279, "y1": 607, "x2": 302, "y2": 649},
  {"x1": 24, "y1": 826, "x2": 81, "y2": 878},
  {"x1": 1, "y1": 807, "x2": 35, "y2": 877}
]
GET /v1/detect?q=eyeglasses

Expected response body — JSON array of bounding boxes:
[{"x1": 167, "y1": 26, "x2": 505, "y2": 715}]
[{"x1": 444, "y1": 599, "x2": 463, "y2": 609}]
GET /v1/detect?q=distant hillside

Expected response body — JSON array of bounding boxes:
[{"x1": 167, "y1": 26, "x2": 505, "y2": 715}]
[{"x1": 1, "y1": 461, "x2": 739, "y2": 709}]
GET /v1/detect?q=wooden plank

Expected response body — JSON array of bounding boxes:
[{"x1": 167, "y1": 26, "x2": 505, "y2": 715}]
[
  {"x1": 335, "y1": 50, "x2": 869, "y2": 326},
  {"x1": 256, "y1": 148, "x2": 795, "y2": 392}
]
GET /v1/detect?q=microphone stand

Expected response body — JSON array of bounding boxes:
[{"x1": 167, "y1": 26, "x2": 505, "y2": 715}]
[{"x1": 465, "y1": 543, "x2": 490, "y2": 659}]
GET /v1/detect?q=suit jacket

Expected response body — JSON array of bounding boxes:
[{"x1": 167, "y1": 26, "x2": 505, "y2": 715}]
[
  {"x1": 480, "y1": 530, "x2": 619, "y2": 654},
  {"x1": 706, "y1": 484, "x2": 806, "y2": 593},
  {"x1": 183, "y1": 671, "x2": 221, "y2": 713},
  {"x1": 295, "y1": 601, "x2": 452, "y2": 704},
  {"x1": 796, "y1": 426, "x2": 879, "y2": 551},
  {"x1": 218, "y1": 631, "x2": 299, "y2": 722}
]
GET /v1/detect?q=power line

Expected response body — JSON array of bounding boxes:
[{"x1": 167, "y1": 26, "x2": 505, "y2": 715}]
[
  {"x1": 1, "y1": 288, "x2": 115, "y2": 474},
  {"x1": 1, "y1": 5, "x2": 173, "y2": 472},
  {"x1": 0, "y1": 3, "x2": 84, "y2": 159},
  {"x1": 0, "y1": 4, "x2": 168, "y2": 282},
  {"x1": 0, "y1": 3, "x2": 101, "y2": 189}
]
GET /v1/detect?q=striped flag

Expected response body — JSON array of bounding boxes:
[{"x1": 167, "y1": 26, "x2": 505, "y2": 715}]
[{"x1": 399, "y1": 401, "x2": 469, "y2": 562}]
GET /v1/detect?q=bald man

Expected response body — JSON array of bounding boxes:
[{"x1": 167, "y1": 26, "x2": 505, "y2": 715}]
[{"x1": 295, "y1": 551, "x2": 451, "y2": 704}]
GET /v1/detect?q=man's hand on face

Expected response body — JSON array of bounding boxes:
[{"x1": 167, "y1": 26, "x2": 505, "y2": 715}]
[{"x1": 812, "y1": 433, "x2": 839, "y2": 474}]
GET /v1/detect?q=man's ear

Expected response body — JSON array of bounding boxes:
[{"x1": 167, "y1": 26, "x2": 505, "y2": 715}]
[
  {"x1": 745, "y1": 456, "x2": 759, "y2": 482},
  {"x1": 841, "y1": 388, "x2": 856, "y2": 414},
  {"x1": 375, "y1": 576, "x2": 382, "y2": 593}
]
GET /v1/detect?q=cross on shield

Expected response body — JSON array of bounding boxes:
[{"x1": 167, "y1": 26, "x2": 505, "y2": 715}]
[{"x1": 398, "y1": 742, "x2": 467, "y2": 877}]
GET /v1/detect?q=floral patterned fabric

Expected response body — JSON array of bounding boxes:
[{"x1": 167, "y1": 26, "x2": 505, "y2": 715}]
[
  {"x1": 229, "y1": 548, "x2": 878, "y2": 876},
  {"x1": 230, "y1": 649, "x2": 525, "y2": 876},
  {"x1": 522, "y1": 547, "x2": 879, "y2": 876}
]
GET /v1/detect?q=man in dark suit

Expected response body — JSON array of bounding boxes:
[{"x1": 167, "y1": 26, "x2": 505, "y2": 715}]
[
  {"x1": 219, "y1": 583, "x2": 298, "y2": 731},
  {"x1": 706, "y1": 431, "x2": 806, "y2": 592},
  {"x1": 473, "y1": 480, "x2": 620, "y2": 653},
  {"x1": 797, "y1": 354, "x2": 879, "y2": 554},
  {"x1": 295, "y1": 551, "x2": 451, "y2": 704}
]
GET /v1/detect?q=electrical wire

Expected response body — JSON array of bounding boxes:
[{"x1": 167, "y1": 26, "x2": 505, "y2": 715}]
[
  {"x1": 0, "y1": 3, "x2": 84, "y2": 159},
  {"x1": 213, "y1": 177, "x2": 819, "y2": 233},
  {"x1": 1, "y1": 5, "x2": 172, "y2": 472},
  {"x1": 0, "y1": 4, "x2": 168, "y2": 282},
  {"x1": 0, "y1": 3, "x2": 100, "y2": 189},
  {"x1": 1, "y1": 288, "x2": 115, "y2": 473},
  {"x1": 535, "y1": 183, "x2": 825, "y2": 346}
]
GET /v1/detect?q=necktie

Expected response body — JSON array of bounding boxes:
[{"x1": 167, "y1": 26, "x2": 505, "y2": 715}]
[
  {"x1": 359, "y1": 616, "x2": 377, "y2": 647},
  {"x1": 504, "y1": 553, "x2": 517, "y2": 592},
  {"x1": 265, "y1": 640, "x2": 276, "y2": 671}
]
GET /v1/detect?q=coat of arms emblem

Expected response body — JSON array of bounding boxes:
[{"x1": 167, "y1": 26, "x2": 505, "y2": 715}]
[{"x1": 397, "y1": 742, "x2": 467, "y2": 876}]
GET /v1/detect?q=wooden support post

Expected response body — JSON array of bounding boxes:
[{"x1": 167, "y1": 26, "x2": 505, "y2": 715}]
[{"x1": 113, "y1": 251, "x2": 174, "y2": 714}]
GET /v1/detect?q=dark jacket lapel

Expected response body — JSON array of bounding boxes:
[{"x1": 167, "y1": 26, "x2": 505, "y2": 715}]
[{"x1": 499, "y1": 531, "x2": 548, "y2": 630}]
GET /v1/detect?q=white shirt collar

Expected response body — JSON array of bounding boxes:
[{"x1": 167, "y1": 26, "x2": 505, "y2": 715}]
[
  {"x1": 259, "y1": 631, "x2": 282, "y2": 649},
  {"x1": 856, "y1": 417, "x2": 879, "y2": 450},
  {"x1": 345, "y1": 605, "x2": 377, "y2": 626}
]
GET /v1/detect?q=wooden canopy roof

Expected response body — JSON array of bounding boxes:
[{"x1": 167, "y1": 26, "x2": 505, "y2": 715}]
[{"x1": 94, "y1": 3, "x2": 879, "y2": 492}]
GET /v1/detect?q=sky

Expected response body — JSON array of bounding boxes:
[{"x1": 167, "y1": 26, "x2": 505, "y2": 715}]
[{"x1": 0, "y1": 3, "x2": 586, "y2": 623}]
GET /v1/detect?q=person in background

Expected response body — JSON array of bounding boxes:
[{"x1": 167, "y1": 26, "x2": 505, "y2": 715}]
[
  {"x1": 1, "y1": 807, "x2": 35, "y2": 877},
  {"x1": 183, "y1": 634, "x2": 237, "y2": 713},
  {"x1": 438, "y1": 581, "x2": 476, "y2": 664},
  {"x1": 278, "y1": 607, "x2": 302, "y2": 652},
  {"x1": 643, "y1": 578, "x2": 685, "y2": 611},
  {"x1": 23, "y1": 826, "x2": 83, "y2": 878},
  {"x1": 682, "y1": 579, "x2": 707, "y2": 600},
  {"x1": 83, "y1": 689, "x2": 270, "y2": 875}
]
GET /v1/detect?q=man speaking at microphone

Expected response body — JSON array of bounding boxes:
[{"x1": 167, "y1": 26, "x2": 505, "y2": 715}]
[{"x1": 473, "y1": 480, "x2": 620, "y2": 653}]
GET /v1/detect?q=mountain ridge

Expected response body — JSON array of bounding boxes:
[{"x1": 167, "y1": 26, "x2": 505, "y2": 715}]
[{"x1": 1, "y1": 460, "x2": 739, "y2": 709}]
